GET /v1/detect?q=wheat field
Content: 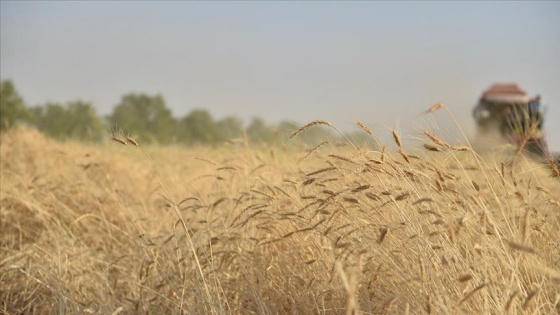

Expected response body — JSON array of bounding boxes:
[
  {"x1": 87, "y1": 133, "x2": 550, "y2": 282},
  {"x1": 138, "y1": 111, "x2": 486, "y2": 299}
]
[{"x1": 1, "y1": 121, "x2": 559, "y2": 314}]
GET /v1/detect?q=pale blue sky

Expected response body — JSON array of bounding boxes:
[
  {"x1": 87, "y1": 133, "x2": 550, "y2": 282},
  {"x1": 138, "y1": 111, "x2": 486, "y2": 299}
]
[{"x1": 1, "y1": 1, "x2": 559, "y2": 150}]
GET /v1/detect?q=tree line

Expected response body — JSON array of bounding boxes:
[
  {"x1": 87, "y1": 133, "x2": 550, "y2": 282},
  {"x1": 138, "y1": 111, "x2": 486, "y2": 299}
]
[{"x1": 0, "y1": 80, "x2": 377, "y2": 148}]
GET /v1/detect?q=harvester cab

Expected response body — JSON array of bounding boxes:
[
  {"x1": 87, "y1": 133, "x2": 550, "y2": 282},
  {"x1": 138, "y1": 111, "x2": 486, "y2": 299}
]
[{"x1": 473, "y1": 83, "x2": 549, "y2": 156}]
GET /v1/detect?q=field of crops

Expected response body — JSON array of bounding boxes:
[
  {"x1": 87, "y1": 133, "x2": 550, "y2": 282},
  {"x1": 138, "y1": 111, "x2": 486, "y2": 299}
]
[{"x1": 1, "y1": 124, "x2": 559, "y2": 314}]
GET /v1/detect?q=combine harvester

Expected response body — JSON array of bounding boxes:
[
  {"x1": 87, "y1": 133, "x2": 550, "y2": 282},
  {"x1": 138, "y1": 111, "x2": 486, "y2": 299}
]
[{"x1": 472, "y1": 83, "x2": 559, "y2": 171}]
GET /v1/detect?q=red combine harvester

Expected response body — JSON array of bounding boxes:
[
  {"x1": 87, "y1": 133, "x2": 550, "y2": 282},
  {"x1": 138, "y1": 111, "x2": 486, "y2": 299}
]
[{"x1": 472, "y1": 83, "x2": 551, "y2": 158}]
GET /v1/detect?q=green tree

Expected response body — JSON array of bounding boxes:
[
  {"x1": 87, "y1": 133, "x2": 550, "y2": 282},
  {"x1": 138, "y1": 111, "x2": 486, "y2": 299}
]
[
  {"x1": 177, "y1": 109, "x2": 217, "y2": 145},
  {"x1": 247, "y1": 117, "x2": 275, "y2": 144},
  {"x1": 215, "y1": 116, "x2": 243, "y2": 142},
  {"x1": 276, "y1": 120, "x2": 299, "y2": 143},
  {"x1": 0, "y1": 80, "x2": 28, "y2": 130},
  {"x1": 107, "y1": 93, "x2": 175, "y2": 144},
  {"x1": 30, "y1": 101, "x2": 104, "y2": 141},
  {"x1": 28, "y1": 106, "x2": 45, "y2": 127},
  {"x1": 33, "y1": 103, "x2": 67, "y2": 138},
  {"x1": 66, "y1": 101, "x2": 105, "y2": 141}
]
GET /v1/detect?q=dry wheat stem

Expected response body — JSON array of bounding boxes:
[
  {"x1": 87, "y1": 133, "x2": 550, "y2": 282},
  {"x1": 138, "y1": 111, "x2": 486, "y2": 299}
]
[{"x1": 289, "y1": 120, "x2": 333, "y2": 140}]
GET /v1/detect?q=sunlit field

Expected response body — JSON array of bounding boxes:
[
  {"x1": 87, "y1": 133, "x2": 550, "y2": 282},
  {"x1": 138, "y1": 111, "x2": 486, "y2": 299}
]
[{"x1": 1, "y1": 121, "x2": 559, "y2": 314}]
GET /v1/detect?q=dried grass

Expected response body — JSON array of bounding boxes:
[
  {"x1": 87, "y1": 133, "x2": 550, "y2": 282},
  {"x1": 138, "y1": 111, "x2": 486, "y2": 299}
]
[{"x1": 1, "y1": 127, "x2": 559, "y2": 314}]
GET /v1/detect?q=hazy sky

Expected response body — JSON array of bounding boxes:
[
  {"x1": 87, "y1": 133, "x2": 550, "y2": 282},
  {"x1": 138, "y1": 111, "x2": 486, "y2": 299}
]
[{"x1": 2, "y1": 1, "x2": 559, "y2": 150}]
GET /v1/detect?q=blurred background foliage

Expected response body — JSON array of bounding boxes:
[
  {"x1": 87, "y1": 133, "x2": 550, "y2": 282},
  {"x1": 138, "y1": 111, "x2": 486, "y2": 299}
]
[{"x1": 0, "y1": 79, "x2": 378, "y2": 149}]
